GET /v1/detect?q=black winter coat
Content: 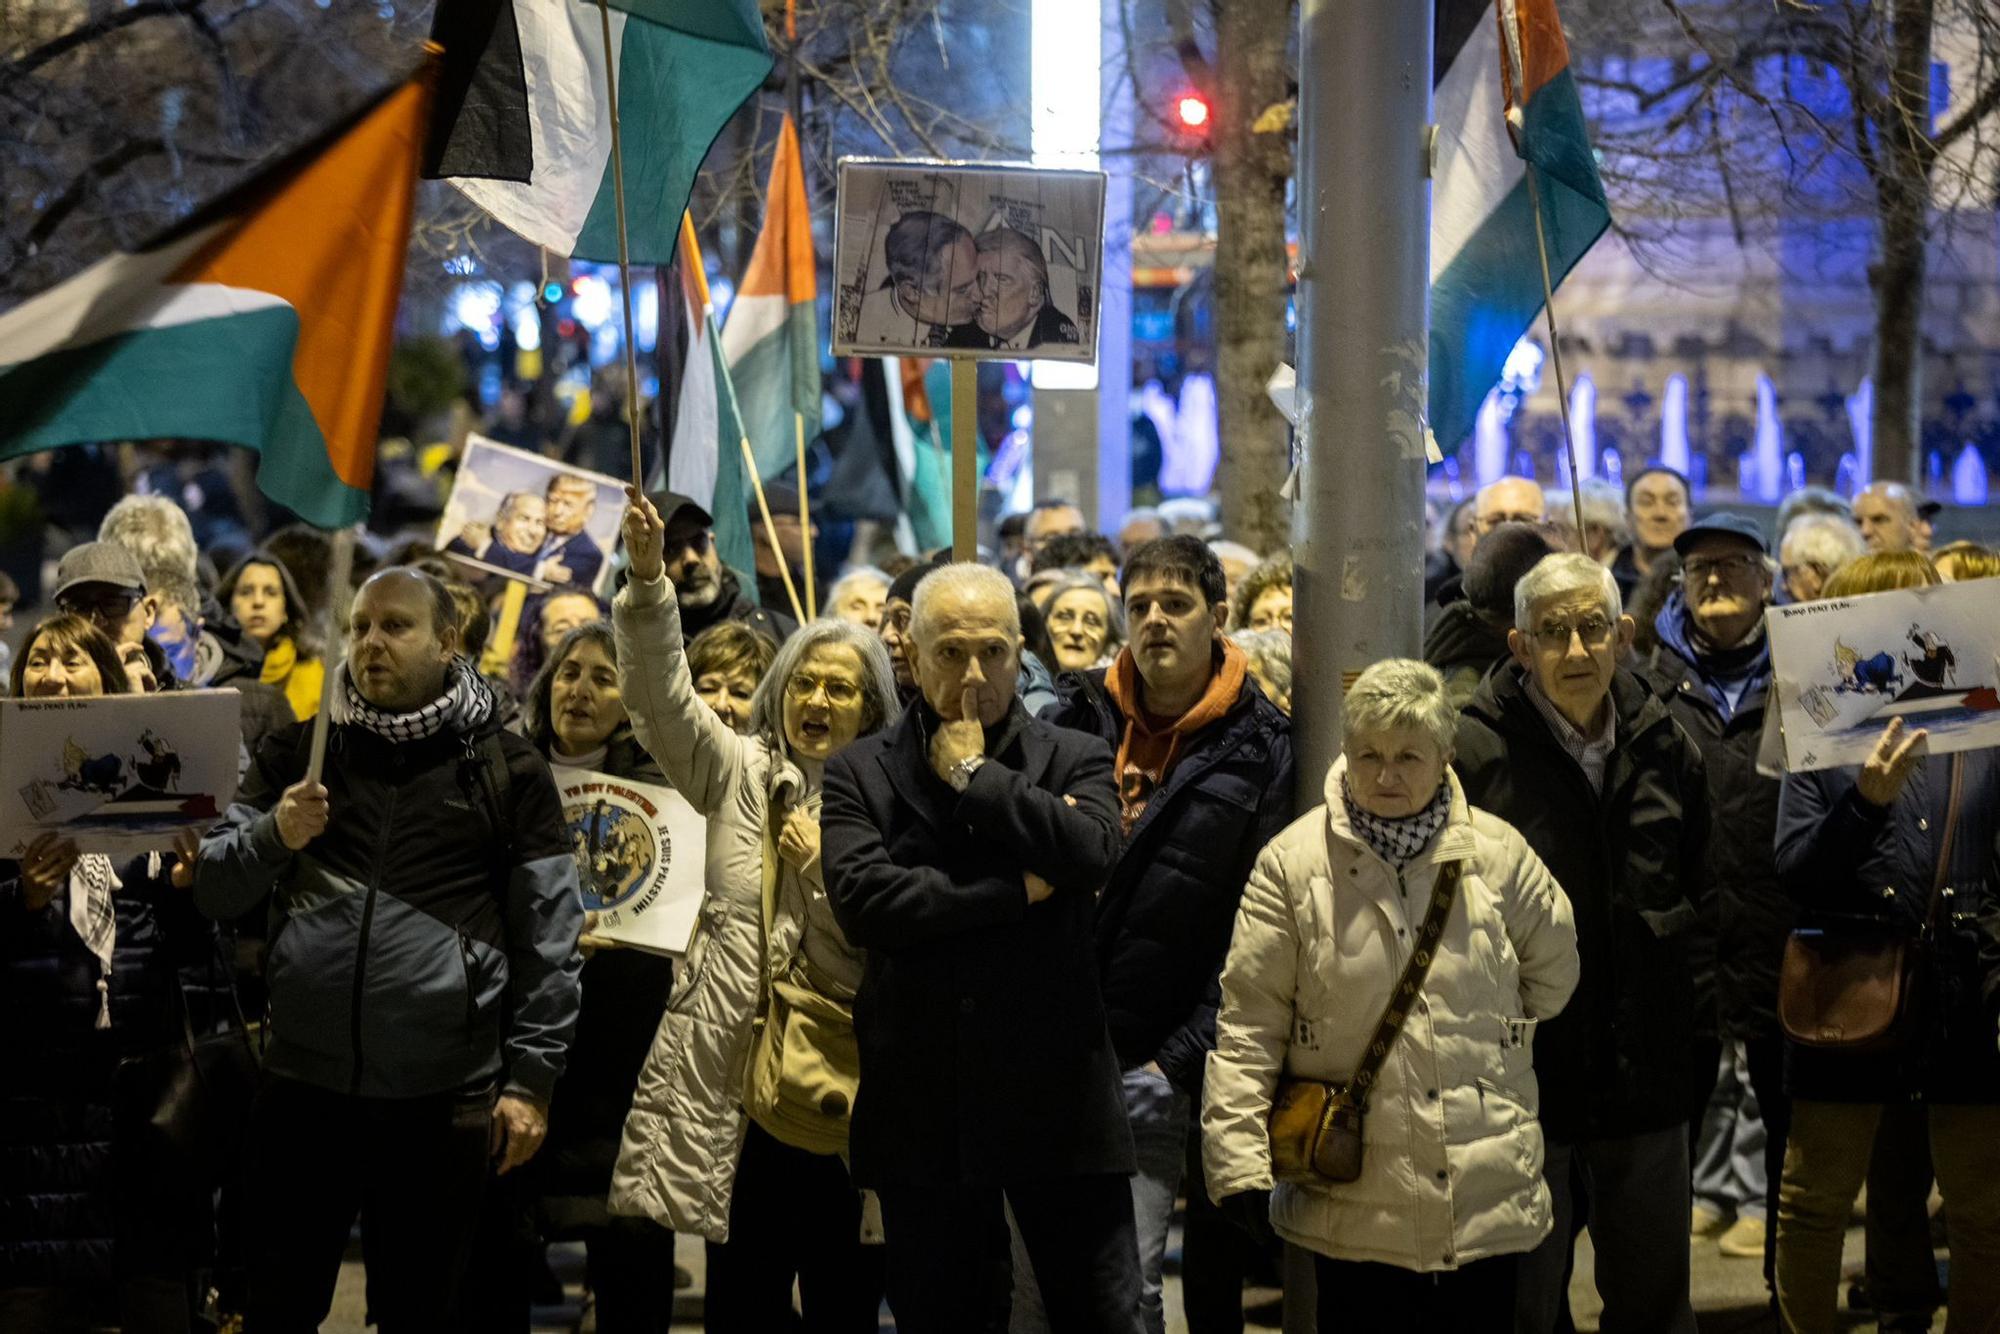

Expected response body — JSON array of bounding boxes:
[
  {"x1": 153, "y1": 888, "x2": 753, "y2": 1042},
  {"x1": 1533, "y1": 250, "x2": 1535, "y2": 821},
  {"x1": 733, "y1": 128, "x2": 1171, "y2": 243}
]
[
  {"x1": 1774, "y1": 751, "x2": 2000, "y2": 1104},
  {"x1": 1454, "y1": 664, "x2": 1709, "y2": 1141},
  {"x1": 823, "y1": 702, "x2": 1135, "y2": 1187},
  {"x1": 679, "y1": 569, "x2": 798, "y2": 647},
  {"x1": 535, "y1": 728, "x2": 675, "y2": 1228},
  {"x1": 1642, "y1": 639, "x2": 1789, "y2": 1041},
  {"x1": 1, "y1": 855, "x2": 221, "y2": 1288},
  {"x1": 1423, "y1": 600, "x2": 1511, "y2": 709},
  {"x1": 1039, "y1": 668, "x2": 1295, "y2": 1091}
]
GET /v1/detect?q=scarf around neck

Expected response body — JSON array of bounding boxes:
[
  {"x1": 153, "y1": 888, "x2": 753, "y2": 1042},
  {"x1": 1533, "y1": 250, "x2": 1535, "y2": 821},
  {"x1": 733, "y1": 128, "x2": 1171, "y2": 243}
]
[
  {"x1": 336, "y1": 655, "x2": 494, "y2": 744},
  {"x1": 1341, "y1": 775, "x2": 1452, "y2": 869},
  {"x1": 1105, "y1": 640, "x2": 1248, "y2": 830}
]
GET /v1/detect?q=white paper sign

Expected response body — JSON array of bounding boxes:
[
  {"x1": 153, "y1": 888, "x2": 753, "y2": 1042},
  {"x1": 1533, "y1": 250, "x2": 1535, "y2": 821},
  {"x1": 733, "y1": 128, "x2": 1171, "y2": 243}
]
[
  {"x1": 553, "y1": 766, "x2": 706, "y2": 957},
  {"x1": 1767, "y1": 579, "x2": 2000, "y2": 773},
  {"x1": 0, "y1": 690, "x2": 242, "y2": 856}
]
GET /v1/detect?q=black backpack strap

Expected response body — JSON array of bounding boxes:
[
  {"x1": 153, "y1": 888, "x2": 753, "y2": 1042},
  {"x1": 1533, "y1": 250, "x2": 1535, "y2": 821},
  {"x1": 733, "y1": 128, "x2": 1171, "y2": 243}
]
[{"x1": 462, "y1": 730, "x2": 515, "y2": 863}]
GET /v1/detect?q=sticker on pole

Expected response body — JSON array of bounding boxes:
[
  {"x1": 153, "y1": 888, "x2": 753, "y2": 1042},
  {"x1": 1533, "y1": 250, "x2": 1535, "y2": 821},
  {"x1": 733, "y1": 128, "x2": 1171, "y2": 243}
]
[
  {"x1": 831, "y1": 159, "x2": 1106, "y2": 363},
  {"x1": 553, "y1": 767, "x2": 706, "y2": 957}
]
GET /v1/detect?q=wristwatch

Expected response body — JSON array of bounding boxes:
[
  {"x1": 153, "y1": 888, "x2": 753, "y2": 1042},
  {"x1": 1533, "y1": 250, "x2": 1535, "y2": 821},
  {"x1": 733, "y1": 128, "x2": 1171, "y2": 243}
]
[{"x1": 947, "y1": 755, "x2": 988, "y2": 793}]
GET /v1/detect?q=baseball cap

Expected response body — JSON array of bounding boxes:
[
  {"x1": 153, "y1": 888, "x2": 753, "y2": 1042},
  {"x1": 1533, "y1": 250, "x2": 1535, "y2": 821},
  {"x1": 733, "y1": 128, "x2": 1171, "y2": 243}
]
[
  {"x1": 649, "y1": 491, "x2": 714, "y2": 541},
  {"x1": 53, "y1": 541, "x2": 147, "y2": 603},
  {"x1": 1673, "y1": 511, "x2": 1768, "y2": 557}
]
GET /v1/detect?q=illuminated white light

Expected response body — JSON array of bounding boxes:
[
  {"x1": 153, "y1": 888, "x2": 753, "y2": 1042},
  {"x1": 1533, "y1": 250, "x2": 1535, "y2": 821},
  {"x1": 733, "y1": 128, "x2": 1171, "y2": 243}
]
[
  {"x1": 1031, "y1": 0, "x2": 1100, "y2": 392},
  {"x1": 570, "y1": 275, "x2": 613, "y2": 328},
  {"x1": 512, "y1": 306, "x2": 541, "y2": 352},
  {"x1": 450, "y1": 282, "x2": 502, "y2": 339}
]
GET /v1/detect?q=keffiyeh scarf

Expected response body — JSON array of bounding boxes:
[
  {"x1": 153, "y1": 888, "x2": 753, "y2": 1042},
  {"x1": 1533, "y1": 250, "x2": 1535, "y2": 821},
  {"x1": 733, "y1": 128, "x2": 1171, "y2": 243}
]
[
  {"x1": 336, "y1": 655, "x2": 494, "y2": 744},
  {"x1": 1341, "y1": 776, "x2": 1452, "y2": 869},
  {"x1": 67, "y1": 854, "x2": 121, "y2": 1029}
]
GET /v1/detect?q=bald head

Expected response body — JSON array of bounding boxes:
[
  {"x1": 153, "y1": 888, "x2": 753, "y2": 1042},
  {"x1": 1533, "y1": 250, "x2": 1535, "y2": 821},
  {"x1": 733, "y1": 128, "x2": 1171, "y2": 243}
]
[
  {"x1": 1853, "y1": 482, "x2": 1931, "y2": 553},
  {"x1": 1475, "y1": 477, "x2": 1548, "y2": 538}
]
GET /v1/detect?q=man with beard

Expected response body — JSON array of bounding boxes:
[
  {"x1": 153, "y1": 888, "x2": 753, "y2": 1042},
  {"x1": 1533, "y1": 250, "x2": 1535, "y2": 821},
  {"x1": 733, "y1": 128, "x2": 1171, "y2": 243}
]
[
  {"x1": 533, "y1": 475, "x2": 605, "y2": 592},
  {"x1": 652, "y1": 491, "x2": 797, "y2": 647},
  {"x1": 948, "y1": 227, "x2": 1080, "y2": 351},
  {"x1": 854, "y1": 210, "x2": 982, "y2": 347}
]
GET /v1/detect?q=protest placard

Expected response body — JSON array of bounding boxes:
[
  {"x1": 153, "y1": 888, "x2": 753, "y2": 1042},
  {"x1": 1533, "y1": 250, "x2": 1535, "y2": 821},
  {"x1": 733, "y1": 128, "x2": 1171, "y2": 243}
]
[
  {"x1": 437, "y1": 435, "x2": 626, "y2": 598},
  {"x1": 552, "y1": 766, "x2": 706, "y2": 957},
  {"x1": 832, "y1": 160, "x2": 1106, "y2": 363},
  {"x1": 0, "y1": 690, "x2": 241, "y2": 856},
  {"x1": 1767, "y1": 578, "x2": 2000, "y2": 772}
]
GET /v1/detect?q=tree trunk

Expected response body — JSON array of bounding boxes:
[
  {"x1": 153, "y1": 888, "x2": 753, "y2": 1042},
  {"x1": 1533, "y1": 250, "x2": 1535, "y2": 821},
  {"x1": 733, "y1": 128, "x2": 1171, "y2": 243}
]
[
  {"x1": 1870, "y1": 0, "x2": 1938, "y2": 486},
  {"x1": 1209, "y1": 0, "x2": 1294, "y2": 556}
]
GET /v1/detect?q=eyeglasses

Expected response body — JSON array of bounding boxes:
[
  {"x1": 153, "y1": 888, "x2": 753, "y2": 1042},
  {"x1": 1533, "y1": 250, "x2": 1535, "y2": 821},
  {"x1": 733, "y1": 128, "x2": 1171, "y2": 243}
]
[
  {"x1": 879, "y1": 606, "x2": 912, "y2": 633},
  {"x1": 668, "y1": 531, "x2": 712, "y2": 557},
  {"x1": 58, "y1": 589, "x2": 142, "y2": 620},
  {"x1": 1530, "y1": 614, "x2": 1614, "y2": 648},
  {"x1": 1682, "y1": 554, "x2": 1763, "y2": 582},
  {"x1": 784, "y1": 674, "x2": 861, "y2": 705}
]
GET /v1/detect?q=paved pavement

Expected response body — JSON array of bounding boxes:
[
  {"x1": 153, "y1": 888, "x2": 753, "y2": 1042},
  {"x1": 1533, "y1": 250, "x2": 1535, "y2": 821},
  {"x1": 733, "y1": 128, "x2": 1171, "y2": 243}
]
[{"x1": 319, "y1": 1209, "x2": 1882, "y2": 1332}]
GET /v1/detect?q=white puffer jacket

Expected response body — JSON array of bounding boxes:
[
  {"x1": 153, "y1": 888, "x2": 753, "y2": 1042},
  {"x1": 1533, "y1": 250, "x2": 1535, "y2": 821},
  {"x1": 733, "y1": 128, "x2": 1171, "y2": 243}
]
[
  {"x1": 604, "y1": 574, "x2": 809, "y2": 1242},
  {"x1": 1202, "y1": 758, "x2": 1579, "y2": 1272}
]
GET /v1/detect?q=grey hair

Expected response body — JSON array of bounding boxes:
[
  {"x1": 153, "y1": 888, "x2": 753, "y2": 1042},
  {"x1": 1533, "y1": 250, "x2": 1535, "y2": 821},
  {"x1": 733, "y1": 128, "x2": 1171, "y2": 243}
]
[
  {"x1": 1342, "y1": 658, "x2": 1457, "y2": 753},
  {"x1": 828, "y1": 566, "x2": 890, "y2": 607},
  {"x1": 1042, "y1": 572, "x2": 1126, "y2": 649},
  {"x1": 99, "y1": 496, "x2": 200, "y2": 608},
  {"x1": 1233, "y1": 629, "x2": 1292, "y2": 704},
  {"x1": 746, "y1": 619, "x2": 901, "y2": 749},
  {"x1": 1548, "y1": 479, "x2": 1628, "y2": 544},
  {"x1": 910, "y1": 563, "x2": 1020, "y2": 643},
  {"x1": 1781, "y1": 513, "x2": 1866, "y2": 574},
  {"x1": 1514, "y1": 552, "x2": 1622, "y2": 630}
]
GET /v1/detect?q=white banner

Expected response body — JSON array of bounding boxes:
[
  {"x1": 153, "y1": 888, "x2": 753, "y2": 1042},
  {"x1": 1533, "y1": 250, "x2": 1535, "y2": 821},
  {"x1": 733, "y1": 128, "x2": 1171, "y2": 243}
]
[{"x1": 553, "y1": 766, "x2": 706, "y2": 956}]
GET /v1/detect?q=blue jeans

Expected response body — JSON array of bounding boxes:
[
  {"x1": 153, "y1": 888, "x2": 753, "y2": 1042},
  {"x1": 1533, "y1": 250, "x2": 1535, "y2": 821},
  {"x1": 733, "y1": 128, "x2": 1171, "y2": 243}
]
[
  {"x1": 1009, "y1": 1066, "x2": 1189, "y2": 1334},
  {"x1": 1692, "y1": 1040, "x2": 1767, "y2": 1218}
]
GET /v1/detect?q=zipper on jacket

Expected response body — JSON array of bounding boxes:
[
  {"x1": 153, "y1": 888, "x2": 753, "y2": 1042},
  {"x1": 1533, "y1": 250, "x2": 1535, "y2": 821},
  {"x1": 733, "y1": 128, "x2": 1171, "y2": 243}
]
[
  {"x1": 349, "y1": 778, "x2": 400, "y2": 1095},
  {"x1": 457, "y1": 927, "x2": 478, "y2": 1047}
]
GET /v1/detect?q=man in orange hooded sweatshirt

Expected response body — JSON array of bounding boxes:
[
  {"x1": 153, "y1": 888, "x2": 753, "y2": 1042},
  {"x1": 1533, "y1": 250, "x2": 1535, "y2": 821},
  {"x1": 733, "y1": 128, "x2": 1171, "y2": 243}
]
[{"x1": 1038, "y1": 535, "x2": 1295, "y2": 1334}]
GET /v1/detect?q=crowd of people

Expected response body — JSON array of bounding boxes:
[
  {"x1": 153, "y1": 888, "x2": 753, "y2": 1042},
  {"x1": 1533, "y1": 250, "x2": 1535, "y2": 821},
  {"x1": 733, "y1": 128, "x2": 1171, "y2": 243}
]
[{"x1": 4, "y1": 459, "x2": 2000, "y2": 1334}]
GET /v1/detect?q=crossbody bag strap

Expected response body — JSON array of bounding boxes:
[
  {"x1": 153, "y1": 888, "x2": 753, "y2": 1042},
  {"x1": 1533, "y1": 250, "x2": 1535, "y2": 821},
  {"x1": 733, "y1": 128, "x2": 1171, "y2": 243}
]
[
  {"x1": 1344, "y1": 860, "x2": 1464, "y2": 1111},
  {"x1": 1922, "y1": 753, "x2": 1967, "y2": 941}
]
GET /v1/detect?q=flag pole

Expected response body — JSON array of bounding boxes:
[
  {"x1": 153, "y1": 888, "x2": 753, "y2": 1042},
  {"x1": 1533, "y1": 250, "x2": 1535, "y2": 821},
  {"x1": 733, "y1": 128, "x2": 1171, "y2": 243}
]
[
  {"x1": 305, "y1": 527, "x2": 356, "y2": 787},
  {"x1": 796, "y1": 412, "x2": 817, "y2": 618},
  {"x1": 950, "y1": 359, "x2": 976, "y2": 561},
  {"x1": 1499, "y1": 11, "x2": 1586, "y2": 554},
  {"x1": 595, "y1": 0, "x2": 646, "y2": 488},
  {"x1": 740, "y1": 435, "x2": 807, "y2": 622}
]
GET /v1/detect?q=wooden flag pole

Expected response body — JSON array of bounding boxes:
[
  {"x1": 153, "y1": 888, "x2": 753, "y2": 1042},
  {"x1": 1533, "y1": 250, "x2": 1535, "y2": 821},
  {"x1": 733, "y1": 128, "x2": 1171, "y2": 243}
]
[
  {"x1": 950, "y1": 360, "x2": 976, "y2": 562},
  {"x1": 482, "y1": 581, "x2": 529, "y2": 678},
  {"x1": 740, "y1": 435, "x2": 807, "y2": 623},
  {"x1": 305, "y1": 527, "x2": 357, "y2": 786},
  {"x1": 796, "y1": 412, "x2": 816, "y2": 619},
  {"x1": 595, "y1": 0, "x2": 645, "y2": 488}
]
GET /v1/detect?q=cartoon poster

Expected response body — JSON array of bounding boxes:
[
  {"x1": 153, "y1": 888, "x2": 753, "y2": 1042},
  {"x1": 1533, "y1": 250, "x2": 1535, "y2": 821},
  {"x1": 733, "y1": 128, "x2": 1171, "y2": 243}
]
[
  {"x1": 436, "y1": 435, "x2": 626, "y2": 598},
  {"x1": 1767, "y1": 579, "x2": 2000, "y2": 773},
  {"x1": 0, "y1": 690, "x2": 241, "y2": 856},
  {"x1": 552, "y1": 767, "x2": 707, "y2": 957},
  {"x1": 832, "y1": 159, "x2": 1106, "y2": 362}
]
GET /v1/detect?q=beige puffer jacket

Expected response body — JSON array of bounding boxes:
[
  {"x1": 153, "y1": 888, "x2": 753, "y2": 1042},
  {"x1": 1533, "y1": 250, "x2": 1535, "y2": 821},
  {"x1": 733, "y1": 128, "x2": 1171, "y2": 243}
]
[
  {"x1": 1202, "y1": 758, "x2": 1580, "y2": 1272},
  {"x1": 604, "y1": 574, "x2": 809, "y2": 1242}
]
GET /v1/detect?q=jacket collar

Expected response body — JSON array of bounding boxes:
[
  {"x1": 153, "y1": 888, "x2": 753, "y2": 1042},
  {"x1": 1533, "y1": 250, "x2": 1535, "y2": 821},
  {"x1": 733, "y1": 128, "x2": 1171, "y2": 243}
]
[
  {"x1": 1324, "y1": 754, "x2": 1478, "y2": 870},
  {"x1": 1468, "y1": 660, "x2": 1673, "y2": 766}
]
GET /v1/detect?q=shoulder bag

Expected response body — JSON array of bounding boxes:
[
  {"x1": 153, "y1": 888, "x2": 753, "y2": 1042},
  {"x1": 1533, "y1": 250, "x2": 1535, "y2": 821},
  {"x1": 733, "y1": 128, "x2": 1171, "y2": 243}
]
[
  {"x1": 1267, "y1": 860, "x2": 1463, "y2": 1184},
  {"x1": 742, "y1": 817, "x2": 861, "y2": 1157},
  {"x1": 1777, "y1": 753, "x2": 1962, "y2": 1051}
]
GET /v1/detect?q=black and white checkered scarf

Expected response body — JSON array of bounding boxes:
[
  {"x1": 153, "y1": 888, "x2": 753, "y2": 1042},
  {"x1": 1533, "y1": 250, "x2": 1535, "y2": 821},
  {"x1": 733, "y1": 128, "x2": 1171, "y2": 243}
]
[
  {"x1": 336, "y1": 655, "x2": 493, "y2": 744},
  {"x1": 1340, "y1": 775, "x2": 1452, "y2": 870}
]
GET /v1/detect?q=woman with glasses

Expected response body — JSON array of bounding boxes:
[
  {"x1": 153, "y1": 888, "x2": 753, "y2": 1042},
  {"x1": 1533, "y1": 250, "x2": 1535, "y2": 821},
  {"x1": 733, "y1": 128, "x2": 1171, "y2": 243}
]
[{"x1": 606, "y1": 489, "x2": 899, "y2": 1329}]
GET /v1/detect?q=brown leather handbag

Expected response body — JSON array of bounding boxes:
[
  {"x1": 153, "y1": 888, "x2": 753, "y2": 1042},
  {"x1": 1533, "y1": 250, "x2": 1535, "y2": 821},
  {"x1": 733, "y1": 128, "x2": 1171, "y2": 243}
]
[
  {"x1": 1268, "y1": 861, "x2": 1463, "y2": 1184},
  {"x1": 1777, "y1": 754, "x2": 1962, "y2": 1052}
]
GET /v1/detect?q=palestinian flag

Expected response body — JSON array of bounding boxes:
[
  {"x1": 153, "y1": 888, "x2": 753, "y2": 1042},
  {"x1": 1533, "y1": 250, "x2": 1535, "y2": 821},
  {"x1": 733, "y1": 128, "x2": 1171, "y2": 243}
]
[
  {"x1": 1429, "y1": 0, "x2": 1610, "y2": 455},
  {"x1": 0, "y1": 66, "x2": 435, "y2": 529},
  {"x1": 663, "y1": 215, "x2": 756, "y2": 588},
  {"x1": 720, "y1": 114, "x2": 821, "y2": 481},
  {"x1": 428, "y1": 0, "x2": 771, "y2": 264}
]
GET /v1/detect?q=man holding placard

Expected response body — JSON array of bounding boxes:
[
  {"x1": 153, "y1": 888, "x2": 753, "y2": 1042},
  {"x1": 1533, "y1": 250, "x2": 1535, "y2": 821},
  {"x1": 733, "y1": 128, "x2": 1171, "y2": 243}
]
[{"x1": 193, "y1": 566, "x2": 583, "y2": 1331}]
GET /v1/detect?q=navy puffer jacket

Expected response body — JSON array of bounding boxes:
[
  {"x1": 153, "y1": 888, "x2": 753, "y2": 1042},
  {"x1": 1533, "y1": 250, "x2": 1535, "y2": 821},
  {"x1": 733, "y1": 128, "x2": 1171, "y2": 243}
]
[{"x1": 0, "y1": 855, "x2": 221, "y2": 1287}]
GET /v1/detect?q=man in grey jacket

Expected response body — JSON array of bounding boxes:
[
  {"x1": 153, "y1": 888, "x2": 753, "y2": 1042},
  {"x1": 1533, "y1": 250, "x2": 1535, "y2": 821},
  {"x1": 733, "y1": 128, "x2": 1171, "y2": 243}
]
[{"x1": 195, "y1": 566, "x2": 583, "y2": 1332}]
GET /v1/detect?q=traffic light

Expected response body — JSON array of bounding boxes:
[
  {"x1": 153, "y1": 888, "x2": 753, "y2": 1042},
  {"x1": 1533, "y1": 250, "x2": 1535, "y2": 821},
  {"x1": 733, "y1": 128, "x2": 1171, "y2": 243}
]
[
  {"x1": 1175, "y1": 93, "x2": 1211, "y2": 131},
  {"x1": 540, "y1": 279, "x2": 565, "y2": 305}
]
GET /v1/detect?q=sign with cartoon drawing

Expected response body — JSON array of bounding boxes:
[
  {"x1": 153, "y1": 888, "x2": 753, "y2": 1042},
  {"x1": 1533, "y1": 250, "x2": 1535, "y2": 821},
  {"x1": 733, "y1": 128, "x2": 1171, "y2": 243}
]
[
  {"x1": 552, "y1": 767, "x2": 707, "y2": 956},
  {"x1": 831, "y1": 159, "x2": 1106, "y2": 362},
  {"x1": 0, "y1": 690, "x2": 241, "y2": 856},
  {"x1": 1767, "y1": 579, "x2": 2000, "y2": 772}
]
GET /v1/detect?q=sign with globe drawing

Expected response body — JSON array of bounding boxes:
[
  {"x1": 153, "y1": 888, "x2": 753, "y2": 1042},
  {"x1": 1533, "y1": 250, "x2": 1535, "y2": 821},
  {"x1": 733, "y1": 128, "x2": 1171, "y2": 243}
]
[{"x1": 552, "y1": 767, "x2": 706, "y2": 956}]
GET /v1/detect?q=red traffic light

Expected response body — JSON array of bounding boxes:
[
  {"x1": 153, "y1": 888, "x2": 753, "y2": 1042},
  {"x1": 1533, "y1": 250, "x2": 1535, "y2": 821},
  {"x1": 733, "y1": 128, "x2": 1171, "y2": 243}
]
[{"x1": 1175, "y1": 94, "x2": 1211, "y2": 130}]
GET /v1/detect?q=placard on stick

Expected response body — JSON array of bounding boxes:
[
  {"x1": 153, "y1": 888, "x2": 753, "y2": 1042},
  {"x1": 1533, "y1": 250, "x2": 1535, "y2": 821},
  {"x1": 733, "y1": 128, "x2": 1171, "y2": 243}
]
[
  {"x1": 0, "y1": 690, "x2": 242, "y2": 856},
  {"x1": 552, "y1": 766, "x2": 707, "y2": 957},
  {"x1": 437, "y1": 435, "x2": 627, "y2": 599}
]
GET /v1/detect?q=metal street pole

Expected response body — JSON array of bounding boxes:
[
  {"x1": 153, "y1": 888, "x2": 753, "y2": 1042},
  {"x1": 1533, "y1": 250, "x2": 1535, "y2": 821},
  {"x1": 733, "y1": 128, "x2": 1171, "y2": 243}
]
[{"x1": 1290, "y1": 0, "x2": 1434, "y2": 798}]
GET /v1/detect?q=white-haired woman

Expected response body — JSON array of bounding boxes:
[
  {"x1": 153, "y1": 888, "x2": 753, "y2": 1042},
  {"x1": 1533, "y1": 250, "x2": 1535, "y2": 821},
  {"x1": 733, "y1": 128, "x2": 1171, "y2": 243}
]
[
  {"x1": 1042, "y1": 572, "x2": 1124, "y2": 673},
  {"x1": 1777, "y1": 513, "x2": 1865, "y2": 604},
  {"x1": 1203, "y1": 658, "x2": 1580, "y2": 1331},
  {"x1": 827, "y1": 566, "x2": 891, "y2": 631},
  {"x1": 606, "y1": 489, "x2": 899, "y2": 1328}
]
